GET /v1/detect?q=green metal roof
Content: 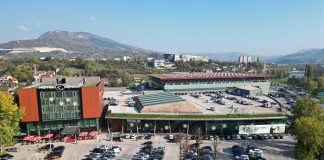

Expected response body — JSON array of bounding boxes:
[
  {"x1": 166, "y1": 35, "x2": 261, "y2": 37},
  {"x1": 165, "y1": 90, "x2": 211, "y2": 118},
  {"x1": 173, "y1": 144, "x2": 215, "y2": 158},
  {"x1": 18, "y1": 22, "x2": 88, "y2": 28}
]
[{"x1": 137, "y1": 92, "x2": 185, "y2": 107}]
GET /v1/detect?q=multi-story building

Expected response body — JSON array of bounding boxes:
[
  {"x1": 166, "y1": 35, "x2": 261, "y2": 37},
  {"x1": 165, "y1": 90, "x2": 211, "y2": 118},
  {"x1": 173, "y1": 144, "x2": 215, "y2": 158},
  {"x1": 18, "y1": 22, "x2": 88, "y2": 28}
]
[
  {"x1": 19, "y1": 76, "x2": 104, "y2": 135},
  {"x1": 239, "y1": 56, "x2": 252, "y2": 64}
]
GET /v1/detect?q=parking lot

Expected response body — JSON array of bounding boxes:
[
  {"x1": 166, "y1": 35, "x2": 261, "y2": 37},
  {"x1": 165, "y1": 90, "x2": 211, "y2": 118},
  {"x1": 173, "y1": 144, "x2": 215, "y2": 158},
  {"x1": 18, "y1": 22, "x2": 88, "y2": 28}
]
[
  {"x1": 9, "y1": 134, "x2": 179, "y2": 160},
  {"x1": 7, "y1": 133, "x2": 296, "y2": 160},
  {"x1": 181, "y1": 93, "x2": 280, "y2": 115}
]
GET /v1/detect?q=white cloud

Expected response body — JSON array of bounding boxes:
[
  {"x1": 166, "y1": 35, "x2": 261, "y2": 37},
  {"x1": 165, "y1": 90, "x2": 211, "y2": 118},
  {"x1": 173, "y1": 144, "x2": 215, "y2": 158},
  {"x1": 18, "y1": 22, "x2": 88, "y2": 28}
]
[
  {"x1": 90, "y1": 16, "x2": 95, "y2": 21},
  {"x1": 36, "y1": 22, "x2": 42, "y2": 27},
  {"x1": 18, "y1": 25, "x2": 29, "y2": 32}
]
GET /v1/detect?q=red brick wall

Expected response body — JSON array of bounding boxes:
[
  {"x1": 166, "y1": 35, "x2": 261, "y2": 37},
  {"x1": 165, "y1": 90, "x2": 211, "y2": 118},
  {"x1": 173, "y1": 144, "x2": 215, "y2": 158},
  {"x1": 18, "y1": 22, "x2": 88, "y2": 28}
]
[{"x1": 19, "y1": 88, "x2": 40, "y2": 122}]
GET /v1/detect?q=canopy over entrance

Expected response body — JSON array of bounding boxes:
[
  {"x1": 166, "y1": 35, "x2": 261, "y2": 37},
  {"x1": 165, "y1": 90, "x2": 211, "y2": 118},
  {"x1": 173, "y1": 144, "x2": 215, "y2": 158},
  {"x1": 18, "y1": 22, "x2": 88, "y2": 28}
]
[{"x1": 61, "y1": 126, "x2": 79, "y2": 135}]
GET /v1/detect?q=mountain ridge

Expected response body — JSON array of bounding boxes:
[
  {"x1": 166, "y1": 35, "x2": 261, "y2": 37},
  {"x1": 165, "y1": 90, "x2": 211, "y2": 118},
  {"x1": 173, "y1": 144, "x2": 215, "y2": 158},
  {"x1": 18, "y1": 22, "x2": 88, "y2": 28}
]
[{"x1": 0, "y1": 30, "x2": 153, "y2": 57}]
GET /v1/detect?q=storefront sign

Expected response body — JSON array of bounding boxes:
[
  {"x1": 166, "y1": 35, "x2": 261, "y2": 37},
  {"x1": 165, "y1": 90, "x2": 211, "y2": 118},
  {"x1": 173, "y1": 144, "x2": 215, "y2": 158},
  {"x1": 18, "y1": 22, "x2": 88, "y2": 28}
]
[{"x1": 239, "y1": 124, "x2": 285, "y2": 134}]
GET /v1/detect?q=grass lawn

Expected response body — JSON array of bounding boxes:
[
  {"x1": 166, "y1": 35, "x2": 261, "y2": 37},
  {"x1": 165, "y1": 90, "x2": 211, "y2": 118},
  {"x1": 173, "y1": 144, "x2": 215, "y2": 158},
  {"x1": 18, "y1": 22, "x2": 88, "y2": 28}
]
[{"x1": 273, "y1": 77, "x2": 289, "y2": 84}]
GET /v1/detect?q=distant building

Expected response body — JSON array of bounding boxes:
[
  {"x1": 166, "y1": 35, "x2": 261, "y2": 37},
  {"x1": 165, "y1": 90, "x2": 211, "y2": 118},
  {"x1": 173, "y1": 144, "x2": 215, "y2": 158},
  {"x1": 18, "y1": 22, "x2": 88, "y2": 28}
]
[
  {"x1": 163, "y1": 54, "x2": 176, "y2": 63},
  {"x1": 146, "y1": 57, "x2": 154, "y2": 62},
  {"x1": 123, "y1": 56, "x2": 131, "y2": 61},
  {"x1": 0, "y1": 75, "x2": 19, "y2": 88},
  {"x1": 153, "y1": 59, "x2": 165, "y2": 68},
  {"x1": 179, "y1": 54, "x2": 209, "y2": 62},
  {"x1": 288, "y1": 71, "x2": 305, "y2": 79},
  {"x1": 239, "y1": 56, "x2": 252, "y2": 64},
  {"x1": 33, "y1": 65, "x2": 57, "y2": 83}
]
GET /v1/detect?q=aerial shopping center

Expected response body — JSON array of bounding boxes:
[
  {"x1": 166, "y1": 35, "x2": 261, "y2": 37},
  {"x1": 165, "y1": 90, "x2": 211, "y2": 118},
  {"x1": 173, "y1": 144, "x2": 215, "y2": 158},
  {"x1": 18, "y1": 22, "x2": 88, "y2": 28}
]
[
  {"x1": 18, "y1": 72, "x2": 286, "y2": 138},
  {"x1": 105, "y1": 72, "x2": 286, "y2": 137}
]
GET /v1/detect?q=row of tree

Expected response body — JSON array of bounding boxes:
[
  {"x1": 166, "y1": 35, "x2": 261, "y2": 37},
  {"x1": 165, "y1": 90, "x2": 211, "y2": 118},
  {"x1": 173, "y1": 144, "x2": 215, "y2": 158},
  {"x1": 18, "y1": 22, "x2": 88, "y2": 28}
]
[{"x1": 292, "y1": 99, "x2": 324, "y2": 160}]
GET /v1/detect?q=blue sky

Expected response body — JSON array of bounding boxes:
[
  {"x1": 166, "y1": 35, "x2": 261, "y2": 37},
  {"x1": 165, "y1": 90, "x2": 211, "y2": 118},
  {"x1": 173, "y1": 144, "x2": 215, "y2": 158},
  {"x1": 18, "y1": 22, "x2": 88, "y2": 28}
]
[{"x1": 0, "y1": 0, "x2": 323, "y2": 55}]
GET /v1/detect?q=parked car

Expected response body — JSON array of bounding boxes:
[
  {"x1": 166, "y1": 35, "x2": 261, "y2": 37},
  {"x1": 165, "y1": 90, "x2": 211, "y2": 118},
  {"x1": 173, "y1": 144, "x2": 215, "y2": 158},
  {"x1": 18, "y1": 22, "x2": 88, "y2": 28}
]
[
  {"x1": 273, "y1": 134, "x2": 279, "y2": 139},
  {"x1": 257, "y1": 135, "x2": 265, "y2": 140},
  {"x1": 0, "y1": 154, "x2": 14, "y2": 160},
  {"x1": 268, "y1": 134, "x2": 274, "y2": 139},
  {"x1": 5, "y1": 147, "x2": 20, "y2": 152},
  {"x1": 279, "y1": 134, "x2": 284, "y2": 139}
]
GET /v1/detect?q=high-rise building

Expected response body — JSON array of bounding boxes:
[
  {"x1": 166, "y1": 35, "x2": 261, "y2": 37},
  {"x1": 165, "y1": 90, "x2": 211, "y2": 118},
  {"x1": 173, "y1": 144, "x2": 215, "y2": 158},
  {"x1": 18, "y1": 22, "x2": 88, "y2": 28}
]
[{"x1": 239, "y1": 56, "x2": 252, "y2": 63}]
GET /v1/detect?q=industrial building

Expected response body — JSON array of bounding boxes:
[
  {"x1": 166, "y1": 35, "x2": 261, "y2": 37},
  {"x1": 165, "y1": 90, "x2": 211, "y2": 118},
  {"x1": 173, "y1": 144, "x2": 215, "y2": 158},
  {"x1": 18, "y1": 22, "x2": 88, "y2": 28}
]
[
  {"x1": 19, "y1": 76, "x2": 105, "y2": 135},
  {"x1": 149, "y1": 72, "x2": 272, "y2": 94}
]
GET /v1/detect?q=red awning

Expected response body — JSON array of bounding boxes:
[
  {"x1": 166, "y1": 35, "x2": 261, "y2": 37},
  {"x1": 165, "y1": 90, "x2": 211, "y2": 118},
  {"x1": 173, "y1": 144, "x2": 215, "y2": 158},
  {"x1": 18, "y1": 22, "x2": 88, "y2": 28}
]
[
  {"x1": 54, "y1": 133, "x2": 63, "y2": 139},
  {"x1": 32, "y1": 136, "x2": 42, "y2": 141},
  {"x1": 89, "y1": 131, "x2": 98, "y2": 136},
  {"x1": 23, "y1": 136, "x2": 35, "y2": 141},
  {"x1": 42, "y1": 134, "x2": 54, "y2": 139},
  {"x1": 79, "y1": 132, "x2": 88, "y2": 137}
]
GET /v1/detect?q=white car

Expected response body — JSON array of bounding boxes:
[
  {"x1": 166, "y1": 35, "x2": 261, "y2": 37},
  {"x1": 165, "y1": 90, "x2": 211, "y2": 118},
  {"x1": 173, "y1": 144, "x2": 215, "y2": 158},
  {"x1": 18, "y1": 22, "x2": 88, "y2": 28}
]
[
  {"x1": 99, "y1": 145, "x2": 110, "y2": 151},
  {"x1": 130, "y1": 134, "x2": 136, "y2": 139},
  {"x1": 125, "y1": 134, "x2": 131, "y2": 139},
  {"x1": 168, "y1": 134, "x2": 174, "y2": 140},
  {"x1": 111, "y1": 147, "x2": 121, "y2": 153}
]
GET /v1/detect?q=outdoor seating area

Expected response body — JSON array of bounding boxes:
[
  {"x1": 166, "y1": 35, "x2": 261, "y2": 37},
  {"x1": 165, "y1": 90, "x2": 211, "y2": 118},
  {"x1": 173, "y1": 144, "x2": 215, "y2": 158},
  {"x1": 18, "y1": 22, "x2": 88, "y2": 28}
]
[{"x1": 78, "y1": 131, "x2": 98, "y2": 140}]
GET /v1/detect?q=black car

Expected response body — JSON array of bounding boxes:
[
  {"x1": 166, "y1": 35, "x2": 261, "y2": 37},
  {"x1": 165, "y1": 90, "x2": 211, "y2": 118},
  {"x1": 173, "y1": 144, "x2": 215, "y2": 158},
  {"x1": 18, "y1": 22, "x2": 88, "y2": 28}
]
[
  {"x1": 257, "y1": 135, "x2": 265, "y2": 140},
  {"x1": 252, "y1": 135, "x2": 258, "y2": 140},
  {"x1": 240, "y1": 135, "x2": 247, "y2": 140},
  {"x1": 142, "y1": 141, "x2": 153, "y2": 145},
  {"x1": 225, "y1": 135, "x2": 231, "y2": 140},
  {"x1": 273, "y1": 134, "x2": 279, "y2": 139},
  {"x1": 53, "y1": 146, "x2": 65, "y2": 151},
  {"x1": 232, "y1": 145, "x2": 244, "y2": 156},
  {"x1": 279, "y1": 134, "x2": 284, "y2": 139},
  {"x1": 0, "y1": 154, "x2": 14, "y2": 160},
  {"x1": 230, "y1": 135, "x2": 236, "y2": 140},
  {"x1": 263, "y1": 134, "x2": 269, "y2": 139},
  {"x1": 92, "y1": 148, "x2": 105, "y2": 154},
  {"x1": 38, "y1": 144, "x2": 54, "y2": 151}
]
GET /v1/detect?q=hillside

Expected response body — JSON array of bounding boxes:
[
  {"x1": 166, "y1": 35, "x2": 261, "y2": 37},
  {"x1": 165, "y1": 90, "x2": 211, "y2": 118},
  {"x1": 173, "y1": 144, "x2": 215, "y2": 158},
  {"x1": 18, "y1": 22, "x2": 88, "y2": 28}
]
[
  {"x1": 0, "y1": 30, "x2": 154, "y2": 57},
  {"x1": 269, "y1": 49, "x2": 324, "y2": 64}
]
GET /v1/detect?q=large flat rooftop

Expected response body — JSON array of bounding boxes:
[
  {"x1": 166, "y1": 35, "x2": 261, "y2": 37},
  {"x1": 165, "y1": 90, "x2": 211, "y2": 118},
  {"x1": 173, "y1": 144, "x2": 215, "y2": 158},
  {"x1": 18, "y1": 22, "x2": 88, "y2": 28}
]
[
  {"x1": 150, "y1": 72, "x2": 272, "y2": 81},
  {"x1": 27, "y1": 76, "x2": 101, "y2": 88},
  {"x1": 105, "y1": 89, "x2": 285, "y2": 120}
]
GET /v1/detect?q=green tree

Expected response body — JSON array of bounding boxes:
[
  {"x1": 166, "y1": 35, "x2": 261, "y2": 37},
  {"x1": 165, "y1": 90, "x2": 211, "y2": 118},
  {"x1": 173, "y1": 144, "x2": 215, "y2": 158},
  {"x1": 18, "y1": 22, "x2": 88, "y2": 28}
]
[
  {"x1": 121, "y1": 71, "x2": 133, "y2": 88},
  {"x1": 0, "y1": 92, "x2": 24, "y2": 145},
  {"x1": 294, "y1": 117, "x2": 324, "y2": 160},
  {"x1": 316, "y1": 75, "x2": 324, "y2": 92},
  {"x1": 292, "y1": 98, "x2": 322, "y2": 120},
  {"x1": 255, "y1": 57, "x2": 264, "y2": 74},
  {"x1": 304, "y1": 64, "x2": 313, "y2": 79}
]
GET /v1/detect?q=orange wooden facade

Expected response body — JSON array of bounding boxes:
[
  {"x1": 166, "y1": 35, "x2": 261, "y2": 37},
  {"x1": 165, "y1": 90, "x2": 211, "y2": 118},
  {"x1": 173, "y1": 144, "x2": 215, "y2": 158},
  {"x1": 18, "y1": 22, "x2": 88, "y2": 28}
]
[{"x1": 19, "y1": 88, "x2": 40, "y2": 122}]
